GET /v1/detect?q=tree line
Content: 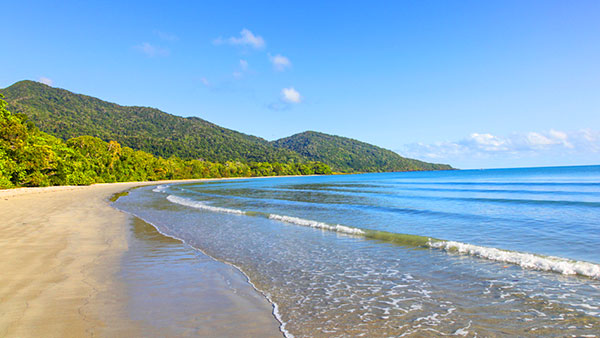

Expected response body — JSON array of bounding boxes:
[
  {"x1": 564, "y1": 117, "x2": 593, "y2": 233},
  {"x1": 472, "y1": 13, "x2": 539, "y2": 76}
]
[{"x1": 0, "y1": 96, "x2": 331, "y2": 189}]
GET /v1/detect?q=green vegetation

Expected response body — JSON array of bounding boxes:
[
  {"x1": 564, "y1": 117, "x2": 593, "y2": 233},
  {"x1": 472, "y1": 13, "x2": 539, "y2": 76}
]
[
  {"x1": 272, "y1": 131, "x2": 453, "y2": 173},
  {"x1": 2, "y1": 80, "x2": 303, "y2": 163},
  {"x1": 0, "y1": 95, "x2": 331, "y2": 189},
  {"x1": 1, "y1": 81, "x2": 452, "y2": 173}
]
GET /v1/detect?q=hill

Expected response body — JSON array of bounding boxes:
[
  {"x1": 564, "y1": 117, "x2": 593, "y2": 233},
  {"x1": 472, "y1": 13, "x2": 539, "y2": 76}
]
[
  {"x1": 1, "y1": 80, "x2": 303, "y2": 163},
  {"x1": 0, "y1": 95, "x2": 331, "y2": 188},
  {"x1": 1, "y1": 80, "x2": 452, "y2": 172},
  {"x1": 272, "y1": 131, "x2": 452, "y2": 172}
]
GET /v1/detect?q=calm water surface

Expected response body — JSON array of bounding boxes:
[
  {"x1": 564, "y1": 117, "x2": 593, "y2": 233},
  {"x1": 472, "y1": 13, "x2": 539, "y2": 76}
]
[{"x1": 114, "y1": 165, "x2": 600, "y2": 337}]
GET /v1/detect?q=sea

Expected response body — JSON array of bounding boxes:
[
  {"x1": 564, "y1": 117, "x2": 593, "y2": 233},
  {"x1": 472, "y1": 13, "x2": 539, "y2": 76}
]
[{"x1": 113, "y1": 165, "x2": 600, "y2": 337}]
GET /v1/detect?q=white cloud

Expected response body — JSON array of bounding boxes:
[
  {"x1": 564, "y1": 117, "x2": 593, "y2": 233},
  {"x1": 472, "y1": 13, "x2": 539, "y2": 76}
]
[
  {"x1": 281, "y1": 87, "x2": 301, "y2": 103},
  {"x1": 232, "y1": 71, "x2": 243, "y2": 79},
  {"x1": 269, "y1": 54, "x2": 291, "y2": 71},
  {"x1": 399, "y1": 129, "x2": 600, "y2": 166},
  {"x1": 214, "y1": 29, "x2": 265, "y2": 49},
  {"x1": 200, "y1": 77, "x2": 210, "y2": 86},
  {"x1": 526, "y1": 132, "x2": 555, "y2": 147},
  {"x1": 240, "y1": 59, "x2": 248, "y2": 70},
  {"x1": 38, "y1": 77, "x2": 53, "y2": 86},
  {"x1": 548, "y1": 129, "x2": 573, "y2": 148},
  {"x1": 133, "y1": 42, "x2": 169, "y2": 57},
  {"x1": 469, "y1": 133, "x2": 509, "y2": 151}
]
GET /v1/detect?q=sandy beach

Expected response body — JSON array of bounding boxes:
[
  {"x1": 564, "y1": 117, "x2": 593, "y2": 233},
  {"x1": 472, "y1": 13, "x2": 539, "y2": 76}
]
[{"x1": 0, "y1": 181, "x2": 282, "y2": 337}]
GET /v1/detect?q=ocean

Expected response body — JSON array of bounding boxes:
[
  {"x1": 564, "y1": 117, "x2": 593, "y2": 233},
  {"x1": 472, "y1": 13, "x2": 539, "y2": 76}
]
[{"x1": 113, "y1": 165, "x2": 600, "y2": 337}]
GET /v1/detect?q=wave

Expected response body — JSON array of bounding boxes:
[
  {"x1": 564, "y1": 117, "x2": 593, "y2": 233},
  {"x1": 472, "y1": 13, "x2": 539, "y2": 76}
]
[
  {"x1": 268, "y1": 214, "x2": 365, "y2": 235},
  {"x1": 429, "y1": 241, "x2": 600, "y2": 279},
  {"x1": 165, "y1": 194, "x2": 600, "y2": 280},
  {"x1": 152, "y1": 185, "x2": 169, "y2": 193},
  {"x1": 167, "y1": 195, "x2": 245, "y2": 215}
]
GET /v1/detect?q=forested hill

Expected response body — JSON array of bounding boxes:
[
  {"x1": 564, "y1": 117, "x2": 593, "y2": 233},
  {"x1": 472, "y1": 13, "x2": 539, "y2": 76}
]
[
  {"x1": 1, "y1": 80, "x2": 452, "y2": 172},
  {"x1": 272, "y1": 131, "x2": 453, "y2": 173},
  {"x1": 0, "y1": 95, "x2": 331, "y2": 189},
  {"x1": 1, "y1": 80, "x2": 303, "y2": 163}
]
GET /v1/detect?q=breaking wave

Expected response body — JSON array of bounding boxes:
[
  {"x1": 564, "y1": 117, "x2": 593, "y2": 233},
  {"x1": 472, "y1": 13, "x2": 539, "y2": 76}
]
[
  {"x1": 165, "y1": 194, "x2": 600, "y2": 279},
  {"x1": 152, "y1": 185, "x2": 169, "y2": 193},
  {"x1": 167, "y1": 195, "x2": 245, "y2": 215},
  {"x1": 429, "y1": 240, "x2": 600, "y2": 279}
]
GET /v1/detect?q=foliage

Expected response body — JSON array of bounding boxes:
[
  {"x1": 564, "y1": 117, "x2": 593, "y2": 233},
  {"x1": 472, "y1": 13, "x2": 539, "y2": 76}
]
[
  {"x1": 1, "y1": 80, "x2": 452, "y2": 174},
  {"x1": 272, "y1": 131, "x2": 453, "y2": 173},
  {"x1": 1, "y1": 80, "x2": 303, "y2": 163},
  {"x1": 0, "y1": 96, "x2": 331, "y2": 189}
]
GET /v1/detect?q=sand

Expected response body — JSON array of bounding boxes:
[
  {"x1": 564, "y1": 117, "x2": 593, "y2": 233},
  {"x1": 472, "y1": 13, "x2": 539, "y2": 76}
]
[{"x1": 0, "y1": 181, "x2": 283, "y2": 337}]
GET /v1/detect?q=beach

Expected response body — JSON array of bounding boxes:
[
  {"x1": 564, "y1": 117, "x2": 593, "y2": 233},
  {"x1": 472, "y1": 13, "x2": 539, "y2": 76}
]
[
  {"x1": 2, "y1": 167, "x2": 599, "y2": 337},
  {"x1": 0, "y1": 181, "x2": 282, "y2": 337}
]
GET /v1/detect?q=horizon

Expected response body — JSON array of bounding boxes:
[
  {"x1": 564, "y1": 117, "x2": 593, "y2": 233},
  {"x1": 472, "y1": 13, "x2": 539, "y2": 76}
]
[{"x1": 2, "y1": 1, "x2": 599, "y2": 169}]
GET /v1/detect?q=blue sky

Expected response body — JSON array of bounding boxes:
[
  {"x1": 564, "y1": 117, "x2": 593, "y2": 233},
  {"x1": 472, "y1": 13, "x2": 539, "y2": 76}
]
[{"x1": 1, "y1": 1, "x2": 599, "y2": 168}]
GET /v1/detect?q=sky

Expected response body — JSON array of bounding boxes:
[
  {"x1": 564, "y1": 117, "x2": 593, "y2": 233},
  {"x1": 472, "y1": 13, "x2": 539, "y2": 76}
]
[{"x1": 1, "y1": 0, "x2": 599, "y2": 169}]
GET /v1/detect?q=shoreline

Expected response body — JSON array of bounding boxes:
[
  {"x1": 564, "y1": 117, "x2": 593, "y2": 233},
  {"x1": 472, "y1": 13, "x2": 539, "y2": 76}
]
[
  {"x1": 0, "y1": 178, "x2": 283, "y2": 337},
  {"x1": 114, "y1": 206, "x2": 293, "y2": 338}
]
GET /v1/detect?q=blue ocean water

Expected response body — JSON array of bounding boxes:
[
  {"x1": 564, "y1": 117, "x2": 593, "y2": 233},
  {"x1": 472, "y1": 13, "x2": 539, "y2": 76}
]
[{"x1": 114, "y1": 165, "x2": 600, "y2": 337}]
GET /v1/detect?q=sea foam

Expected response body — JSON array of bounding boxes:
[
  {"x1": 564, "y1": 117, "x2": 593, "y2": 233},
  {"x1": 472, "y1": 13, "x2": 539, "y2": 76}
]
[
  {"x1": 429, "y1": 240, "x2": 600, "y2": 279},
  {"x1": 167, "y1": 195, "x2": 245, "y2": 215},
  {"x1": 166, "y1": 193, "x2": 600, "y2": 279},
  {"x1": 152, "y1": 185, "x2": 169, "y2": 193},
  {"x1": 268, "y1": 214, "x2": 365, "y2": 236}
]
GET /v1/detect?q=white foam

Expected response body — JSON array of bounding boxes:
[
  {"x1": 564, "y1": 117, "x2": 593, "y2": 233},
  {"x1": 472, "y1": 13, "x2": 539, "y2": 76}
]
[
  {"x1": 268, "y1": 214, "x2": 365, "y2": 236},
  {"x1": 168, "y1": 193, "x2": 599, "y2": 280},
  {"x1": 453, "y1": 320, "x2": 472, "y2": 336},
  {"x1": 429, "y1": 240, "x2": 600, "y2": 279},
  {"x1": 152, "y1": 184, "x2": 169, "y2": 193},
  {"x1": 167, "y1": 195, "x2": 245, "y2": 215}
]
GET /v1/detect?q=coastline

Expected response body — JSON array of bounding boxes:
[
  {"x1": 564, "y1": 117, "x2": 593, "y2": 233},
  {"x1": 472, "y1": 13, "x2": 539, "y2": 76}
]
[{"x1": 0, "y1": 178, "x2": 283, "y2": 337}]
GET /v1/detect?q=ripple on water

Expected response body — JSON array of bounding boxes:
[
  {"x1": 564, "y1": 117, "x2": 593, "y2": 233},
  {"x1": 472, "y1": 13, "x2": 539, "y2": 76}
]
[{"x1": 115, "y1": 185, "x2": 600, "y2": 337}]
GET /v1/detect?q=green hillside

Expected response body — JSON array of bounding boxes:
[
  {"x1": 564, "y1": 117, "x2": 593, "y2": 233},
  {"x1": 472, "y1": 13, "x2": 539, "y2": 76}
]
[
  {"x1": 0, "y1": 95, "x2": 331, "y2": 189},
  {"x1": 1, "y1": 80, "x2": 452, "y2": 173},
  {"x1": 1, "y1": 80, "x2": 303, "y2": 163},
  {"x1": 272, "y1": 131, "x2": 452, "y2": 173}
]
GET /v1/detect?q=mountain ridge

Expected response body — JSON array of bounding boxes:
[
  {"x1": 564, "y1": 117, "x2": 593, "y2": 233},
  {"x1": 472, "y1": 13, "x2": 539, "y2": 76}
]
[
  {"x1": 1, "y1": 80, "x2": 452, "y2": 172},
  {"x1": 272, "y1": 130, "x2": 452, "y2": 172},
  {"x1": 1, "y1": 80, "x2": 302, "y2": 163}
]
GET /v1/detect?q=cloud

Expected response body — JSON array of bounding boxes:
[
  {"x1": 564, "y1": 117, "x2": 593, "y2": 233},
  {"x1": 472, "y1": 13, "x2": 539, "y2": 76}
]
[
  {"x1": 133, "y1": 42, "x2": 169, "y2": 57},
  {"x1": 269, "y1": 54, "x2": 291, "y2": 71},
  {"x1": 267, "y1": 87, "x2": 302, "y2": 111},
  {"x1": 214, "y1": 29, "x2": 265, "y2": 49},
  {"x1": 38, "y1": 77, "x2": 53, "y2": 86},
  {"x1": 281, "y1": 87, "x2": 301, "y2": 103},
  {"x1": 468, "y1": 133, "x2": 509, "y2": 151},
  {"x1": 399, "y1": 129, "x2": 600, "y2": 164},
  {"x1": 200, "y1": 77, "x2": 210, "y2": 86},
  {"x1": 155, "y1": 30, "x2": 179, "y2": 41},
  {"x1": 228, "y1": 60, "x2": 250, "y2": 79}
]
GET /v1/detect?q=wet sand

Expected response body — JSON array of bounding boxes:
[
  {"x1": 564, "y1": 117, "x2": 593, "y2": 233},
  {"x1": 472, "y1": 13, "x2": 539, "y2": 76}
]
[{"x1": 0, "y1": 182, "x2": 282, "y2": 337}]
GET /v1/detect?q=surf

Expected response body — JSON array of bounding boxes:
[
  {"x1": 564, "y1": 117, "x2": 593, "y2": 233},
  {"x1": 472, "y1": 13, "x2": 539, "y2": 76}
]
[{"x1": 165, "y1": 193, "x2": 600, "y2": 279}]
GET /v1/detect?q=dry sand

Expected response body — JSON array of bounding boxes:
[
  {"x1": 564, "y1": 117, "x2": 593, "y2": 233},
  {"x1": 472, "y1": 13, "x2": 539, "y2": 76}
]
[{"x1": 0, "y1": 181, "x2": 282, "y2": 337}]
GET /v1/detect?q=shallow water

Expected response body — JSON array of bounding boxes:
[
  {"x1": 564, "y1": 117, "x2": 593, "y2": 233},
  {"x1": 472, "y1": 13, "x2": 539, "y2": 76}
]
[
  {"x1": 115, "y1": 166, "x2": 600, "y2": 337},
  {"x1": 117, "y1": 217, "x2": 282, "y2": 337}
]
